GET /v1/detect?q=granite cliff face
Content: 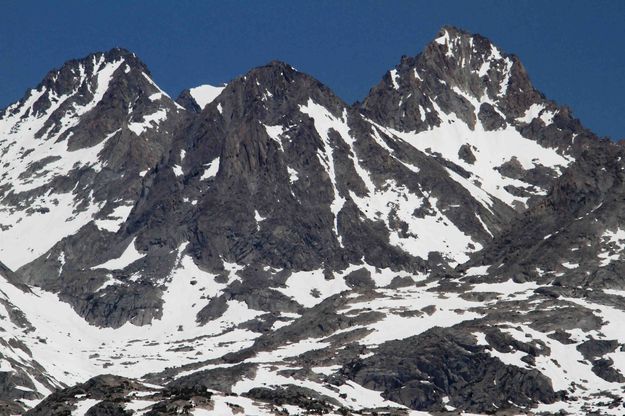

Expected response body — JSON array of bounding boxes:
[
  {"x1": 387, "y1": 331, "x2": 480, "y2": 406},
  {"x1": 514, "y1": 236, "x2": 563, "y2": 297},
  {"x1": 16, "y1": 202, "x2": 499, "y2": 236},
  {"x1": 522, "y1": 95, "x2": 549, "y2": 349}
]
[{"x1": 1, "y1": 27, "x2": 625, "y2": 415}]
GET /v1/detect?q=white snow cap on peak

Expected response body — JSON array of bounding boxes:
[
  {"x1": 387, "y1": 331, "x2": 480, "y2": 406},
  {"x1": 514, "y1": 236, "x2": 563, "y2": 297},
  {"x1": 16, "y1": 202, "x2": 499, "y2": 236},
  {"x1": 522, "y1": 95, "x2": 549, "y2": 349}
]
[{"x1": 189, "y1": 84, "x2": 226, "y2": 109}]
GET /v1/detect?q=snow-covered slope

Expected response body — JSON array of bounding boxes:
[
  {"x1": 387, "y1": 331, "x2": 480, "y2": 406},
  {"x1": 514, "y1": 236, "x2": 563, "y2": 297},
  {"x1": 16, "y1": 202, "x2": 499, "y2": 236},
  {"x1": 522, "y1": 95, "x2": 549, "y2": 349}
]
[
  {"x1": 0, "y1": 48, "x2": 182, "y2": 271},
  {"x1": 360, "y1": 26, "x2": 595, "y2": 213}
]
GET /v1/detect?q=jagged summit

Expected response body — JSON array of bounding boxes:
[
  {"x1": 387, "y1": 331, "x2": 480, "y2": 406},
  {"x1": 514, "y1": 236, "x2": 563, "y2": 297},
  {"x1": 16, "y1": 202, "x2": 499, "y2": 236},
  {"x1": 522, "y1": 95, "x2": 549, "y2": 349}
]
[
  {"x1": 360, "y1": 25, "x2": 547, "y2": 133},
  {"x1": 197, "y1": 58, "x2": 347, "y2": 131},
  {"x1": 5, "y1": 48, "x2": 149, "y2": 116},
  {"x1": 57, "y1": 47, "x2": 147, "y2": 72},
  {"x1": 227, "y1": 59, "x2": 334, "y2": 101},
  {"x1": 257, "y1": 59, "x2": 298, "y2": 71},
  {"x1": 430, "y1": 25, "x2": 503, "y2": 54},
  {"x1": 0, "y1": 45, "x2": 183, "y2": 272}
]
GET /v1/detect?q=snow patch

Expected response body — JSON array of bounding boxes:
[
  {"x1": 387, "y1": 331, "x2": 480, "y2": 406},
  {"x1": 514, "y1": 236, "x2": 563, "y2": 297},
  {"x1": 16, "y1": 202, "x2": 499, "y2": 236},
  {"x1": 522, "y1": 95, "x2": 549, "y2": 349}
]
[
  {"x1": 287, "y1": 167, "x2": 299, "y2": 182},
  {"x1": 263, "y1": 123, "x2": 285, "y2": 151},
  {"x1": 128, "y1": 109, "x2": 168, "y2": 136},
  {"x1": 94, "y1": 204, "x2": 134, "y2": 233},
  {"x1": 91, "y1": 237, "x2": 145, "y2": 270},
  {"x1": 299, "y1": 100, "x2": 347, "y2": 245},
  {"x1": 379, "y1": 114, "x2": 572, "y2": 208},
  {"x1": 200, "y1": 158, "x2": 220, "y2": 180},
  {"x1": 389, "y1": 69, "x2": 400, "y2": 89},
  {"x1": 188, "y1": 84, "x2": 225, "y2": 109}
]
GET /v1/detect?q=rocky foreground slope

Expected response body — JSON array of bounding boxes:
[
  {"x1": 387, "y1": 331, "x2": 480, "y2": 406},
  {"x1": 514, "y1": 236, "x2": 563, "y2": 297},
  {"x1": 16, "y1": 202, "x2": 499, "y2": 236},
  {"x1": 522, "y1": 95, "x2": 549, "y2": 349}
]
[{"x1": 1, "y1": 26, "x2": 625, "y2": 415}]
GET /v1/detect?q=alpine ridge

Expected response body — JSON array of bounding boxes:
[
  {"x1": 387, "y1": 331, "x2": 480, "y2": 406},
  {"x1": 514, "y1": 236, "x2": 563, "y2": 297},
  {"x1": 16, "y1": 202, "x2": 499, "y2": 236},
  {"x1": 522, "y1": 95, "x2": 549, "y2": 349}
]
[{"x1": 1, "y1": 26, "x2": 625, "y2": 415}]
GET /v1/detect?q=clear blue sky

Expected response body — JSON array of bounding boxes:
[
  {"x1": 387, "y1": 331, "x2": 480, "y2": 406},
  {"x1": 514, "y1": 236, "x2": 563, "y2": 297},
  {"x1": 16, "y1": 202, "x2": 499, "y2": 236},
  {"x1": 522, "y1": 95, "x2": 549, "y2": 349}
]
[{"x1": 2, "y1": 1, "x2": 624, "y2": 139}]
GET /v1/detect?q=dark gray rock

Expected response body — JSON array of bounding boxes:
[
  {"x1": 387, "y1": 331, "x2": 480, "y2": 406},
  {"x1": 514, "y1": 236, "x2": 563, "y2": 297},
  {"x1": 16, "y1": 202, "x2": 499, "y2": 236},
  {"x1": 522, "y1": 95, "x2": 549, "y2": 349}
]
[
  {"x1": 25, "y1": 375, "x2": 145, "y2": 416},
  {"x1": 175, "y1": 89, "x2": 202, "y2": 113},
  {"x1": 167, "y1": 363, "x2": 256, "y2": 394},
  {"x1": 85, "y1": 401, "x2": 132, "y2": 416},
  {"x1": 577, "y1": 339, "x2": 619, "y2": 360},
  {"x1": 196, "y1": 294, "x2": 228, "y2": 325},
  {"x1": 244, "y1": 385, "x2": 341, "y2": 413},
  {"x1": 591, "y1": 358, "x2": 625, "y2": 383},
  {"x1": 23, "y1": 375, "x2": 214, "y2": 416},
  {"x1": 478, "y1": 102, "x2": 506, "y2": 131},
  {"x1": 342, "y1": 327, "x2": 560, "y2": 413},
  {"x1": 457, "y1": 144, "x2": 476, "y2": 164},
  {"x1": 344, "y1": 267, "x2": 375, "y2": 290}
]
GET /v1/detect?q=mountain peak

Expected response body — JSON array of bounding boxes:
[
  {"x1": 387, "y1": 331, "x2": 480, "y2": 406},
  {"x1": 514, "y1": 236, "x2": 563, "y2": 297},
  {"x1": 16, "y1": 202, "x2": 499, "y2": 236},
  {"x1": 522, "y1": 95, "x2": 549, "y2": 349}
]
[
  {"x1": 434, "y1": 25, "x2": 472, "y2": 41},
  {"x1": 426, "y1": 26, "x2": 509, "y2": 70},
  {"x1": 360, "y1": 27, "x2": 546, "y2": 133},
  {"x1": 12, "y1": 47, "x2": 153, "y2": 121},
  {"x1": 241, "y1": 59, "x2": 300, "y2": 86},
  {"x1": 103, "y1": 46, "x2": 136, "y2": 59},
  {"x1": 101, "y1": 47, "x2": 150, "y2": 72},
  {"x1": 207, "y1": 59, "x2": 345, "y2": 124},
  {"x1": 262, "y1": 59, "x2": 297, "y2": 71},
  {"x1": 44, "y1": 47, "x2": 148, "y2": 82}
]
